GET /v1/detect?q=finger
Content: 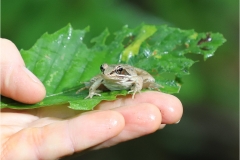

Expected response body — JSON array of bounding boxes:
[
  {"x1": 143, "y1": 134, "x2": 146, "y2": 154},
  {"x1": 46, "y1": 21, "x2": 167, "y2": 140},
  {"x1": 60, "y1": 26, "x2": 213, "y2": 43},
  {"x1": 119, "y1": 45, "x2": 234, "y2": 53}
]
[
  {"x1": 96, "y1": 91, "x2": 183, "y2": 124},
  {"x1": 1, "y1": 110, "x2": 124, "y2": 160},
  {"x1": 0, "y1": 38, "x2": 46, "y2": 103},
  {"x1": 93, "y1": 103, "x2": 162, "y2": 149}
]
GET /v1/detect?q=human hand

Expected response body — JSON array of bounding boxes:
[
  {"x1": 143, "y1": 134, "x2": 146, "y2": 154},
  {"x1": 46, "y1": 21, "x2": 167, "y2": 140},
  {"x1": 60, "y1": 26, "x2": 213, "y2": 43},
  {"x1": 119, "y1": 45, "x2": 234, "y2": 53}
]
[{"x1": 0, "y1": 38, "x2": 183, "y2": 160}]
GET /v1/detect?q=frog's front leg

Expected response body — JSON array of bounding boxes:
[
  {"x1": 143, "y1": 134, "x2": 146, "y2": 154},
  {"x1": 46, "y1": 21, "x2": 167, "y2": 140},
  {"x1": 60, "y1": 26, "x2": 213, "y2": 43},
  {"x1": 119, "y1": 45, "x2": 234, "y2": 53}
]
[
  {"x1": 85, "y1": 78, "x2": 103, "y2": 99},
  {"x1": 128, "y1": 77, "x2": 143, "y2": 99}
]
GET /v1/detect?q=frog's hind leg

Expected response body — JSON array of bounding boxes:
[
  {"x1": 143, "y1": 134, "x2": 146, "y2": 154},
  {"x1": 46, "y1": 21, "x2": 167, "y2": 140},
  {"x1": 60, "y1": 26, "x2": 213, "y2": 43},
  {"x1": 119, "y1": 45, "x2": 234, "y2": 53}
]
[{"x1": 148, "y1": 83, "x2": 164, "y2": 91}]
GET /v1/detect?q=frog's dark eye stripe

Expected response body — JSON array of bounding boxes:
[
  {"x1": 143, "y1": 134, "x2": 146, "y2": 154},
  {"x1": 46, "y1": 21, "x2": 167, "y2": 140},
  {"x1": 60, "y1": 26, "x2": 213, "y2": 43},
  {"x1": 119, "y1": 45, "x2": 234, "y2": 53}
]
[{"x1": 110, "y1": 71, "x2": 115, "y2": 75}]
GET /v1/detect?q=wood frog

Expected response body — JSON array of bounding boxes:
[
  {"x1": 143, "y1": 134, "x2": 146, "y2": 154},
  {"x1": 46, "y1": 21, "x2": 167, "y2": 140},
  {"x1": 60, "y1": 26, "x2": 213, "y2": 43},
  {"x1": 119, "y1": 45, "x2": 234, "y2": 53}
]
[{"x1": 76, "y1": 63, "x2": 162, "y2": 99}]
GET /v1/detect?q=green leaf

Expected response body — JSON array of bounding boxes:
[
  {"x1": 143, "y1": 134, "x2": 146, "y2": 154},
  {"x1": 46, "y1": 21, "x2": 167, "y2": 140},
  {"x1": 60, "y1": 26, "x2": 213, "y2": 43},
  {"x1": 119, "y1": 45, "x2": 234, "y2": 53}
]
[{"x1": 0, "y1": 24, "x2": 226, "y2": 110}]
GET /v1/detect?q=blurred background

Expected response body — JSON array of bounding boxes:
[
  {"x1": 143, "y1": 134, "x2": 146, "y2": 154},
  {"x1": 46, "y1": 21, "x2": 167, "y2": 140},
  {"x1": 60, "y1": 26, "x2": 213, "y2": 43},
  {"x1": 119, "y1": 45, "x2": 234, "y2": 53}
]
[{"x1": 2, "y1": 0, "x2": 239, "y2": 159}]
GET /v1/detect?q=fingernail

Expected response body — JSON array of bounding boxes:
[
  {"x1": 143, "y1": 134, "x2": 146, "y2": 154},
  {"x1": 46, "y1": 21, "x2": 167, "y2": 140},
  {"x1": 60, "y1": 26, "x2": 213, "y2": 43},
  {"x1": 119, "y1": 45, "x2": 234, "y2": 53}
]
[
  {"x1": 175, "y1": 119, "x2": 181, "y2": 124},
  {"x1": 23, "y1": 67, "x2": 42, "y2": 84},
  {"x1": 158, "y1": 124, "x2": 166, "y2": 130}
]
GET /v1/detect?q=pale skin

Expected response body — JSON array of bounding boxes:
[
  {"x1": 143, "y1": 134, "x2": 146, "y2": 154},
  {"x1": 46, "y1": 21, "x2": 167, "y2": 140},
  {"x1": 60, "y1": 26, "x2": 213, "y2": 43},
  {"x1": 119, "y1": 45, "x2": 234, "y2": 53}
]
[{"x1": 0, "y1": 38, "x2": 183, "y2": 160}]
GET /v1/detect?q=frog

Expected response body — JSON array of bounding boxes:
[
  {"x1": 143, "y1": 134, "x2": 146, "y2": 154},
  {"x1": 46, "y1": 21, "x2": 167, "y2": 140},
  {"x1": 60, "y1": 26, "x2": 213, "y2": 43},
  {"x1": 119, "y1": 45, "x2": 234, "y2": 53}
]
[{"x1": 76, "y1": 63, "x2": 162, "y2": 99}]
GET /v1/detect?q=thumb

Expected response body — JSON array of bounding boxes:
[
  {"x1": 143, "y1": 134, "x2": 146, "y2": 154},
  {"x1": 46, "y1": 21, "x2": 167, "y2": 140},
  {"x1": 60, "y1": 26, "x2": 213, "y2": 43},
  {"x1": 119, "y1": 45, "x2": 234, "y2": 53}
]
[{"x1": 0, "y1": 38, "x2": 46, "y2": 104}]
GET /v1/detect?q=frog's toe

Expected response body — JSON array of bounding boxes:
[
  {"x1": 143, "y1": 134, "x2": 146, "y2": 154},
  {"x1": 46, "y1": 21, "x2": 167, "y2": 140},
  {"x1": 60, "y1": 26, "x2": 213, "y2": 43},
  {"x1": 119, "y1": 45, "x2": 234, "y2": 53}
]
[
  {"x1": 84, "y1": 95, "x2": 92, "y2": 99},
  {"x1": 128, "y1": 90, "x2": 135, "y2": 94},
  {"x1": 84, "y1": 93, "x2": 101, "y2": 99},
  {"x1": 128, "y1": 90, "x2": 133, "y2": 94},
  {"x1": 76, "y1": 87, "x2": 87, "y2": 94},
  {"x1": 128, "y1": 90, "x2": 140, "y2": 99},
  {"x1": 95, "y1": 93, "x2": 102, "y2": 97},
  {"x1": 131, "y1": 92, "x2": 136, "y2": 99}
]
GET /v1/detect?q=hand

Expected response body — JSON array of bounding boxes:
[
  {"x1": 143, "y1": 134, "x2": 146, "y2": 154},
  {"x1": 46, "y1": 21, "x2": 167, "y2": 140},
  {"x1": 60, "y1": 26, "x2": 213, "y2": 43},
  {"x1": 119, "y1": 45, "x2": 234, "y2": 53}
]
[{"x1": 0, "y1": 38, "x2": 183, "y2": 159}]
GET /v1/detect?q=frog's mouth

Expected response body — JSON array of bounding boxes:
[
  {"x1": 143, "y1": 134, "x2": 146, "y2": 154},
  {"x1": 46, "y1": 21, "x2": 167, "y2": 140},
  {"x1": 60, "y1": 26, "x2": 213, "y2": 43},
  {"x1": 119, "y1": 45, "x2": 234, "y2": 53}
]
[{"x1": 102, "y1": 73, "x2": 132, "y2": 80}]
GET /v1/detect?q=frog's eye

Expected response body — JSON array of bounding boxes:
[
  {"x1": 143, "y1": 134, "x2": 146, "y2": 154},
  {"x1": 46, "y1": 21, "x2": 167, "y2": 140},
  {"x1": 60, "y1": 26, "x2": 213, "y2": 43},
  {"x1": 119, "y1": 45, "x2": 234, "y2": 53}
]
[
  {"x1": 100, "y1": 65, "x2": 105, "y2": 72},
  {"x1": 115, "y1": 66, "x2": 123, "y2": 74},
  {"x1": 100, "y1": 64, "x2": 108, "y2": 72}
]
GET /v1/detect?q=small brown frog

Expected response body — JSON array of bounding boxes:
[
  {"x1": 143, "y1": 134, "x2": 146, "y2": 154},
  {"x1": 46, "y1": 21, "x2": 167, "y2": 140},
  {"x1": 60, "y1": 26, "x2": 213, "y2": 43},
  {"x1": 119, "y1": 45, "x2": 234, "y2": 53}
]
[{"x1": 76, "y1": 63, "x2": 161, "y2": 99}]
